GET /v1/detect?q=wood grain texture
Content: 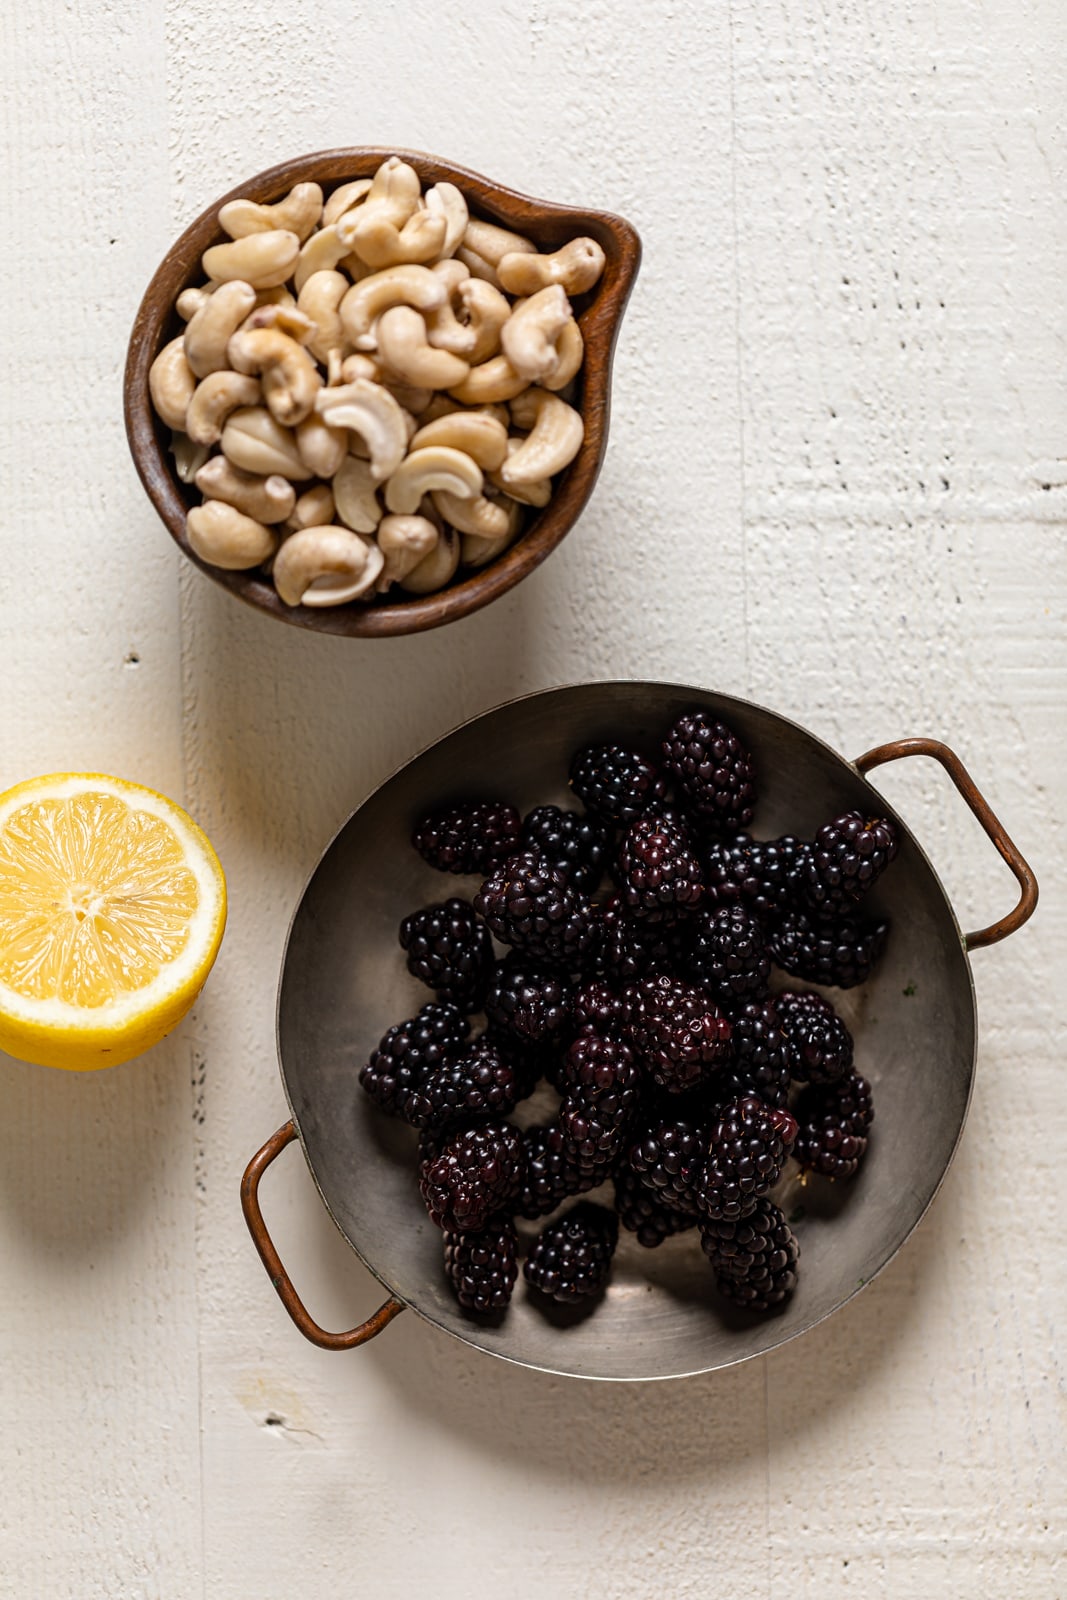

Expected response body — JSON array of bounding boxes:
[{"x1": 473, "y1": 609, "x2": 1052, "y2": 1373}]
[{"x1": 1, "y1": 0, "x2": 1064, "y2": 1595}]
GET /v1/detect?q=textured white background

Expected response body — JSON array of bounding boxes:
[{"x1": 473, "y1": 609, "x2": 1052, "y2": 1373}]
[{"x1": 1, "y1": 2, "x2": 1064, "y2": 1595}]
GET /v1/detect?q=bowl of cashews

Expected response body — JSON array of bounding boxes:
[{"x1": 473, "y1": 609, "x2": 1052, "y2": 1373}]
[{"x1": 125, "y1": 148, "x2": 641, "y2": 636}]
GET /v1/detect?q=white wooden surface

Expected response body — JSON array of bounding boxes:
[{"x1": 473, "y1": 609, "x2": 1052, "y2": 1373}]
[{"x1": 1, "y1": 2, "x2": 1064, "y2": 1594}]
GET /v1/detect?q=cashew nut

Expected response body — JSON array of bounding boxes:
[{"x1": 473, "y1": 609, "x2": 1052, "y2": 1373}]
[
  {"x1": 221, "y1": 406, "x2": 312, "y2": 480},
  {"x1": 315, "y1": 379, "x2": 408, "y2": 482},
  {"x1": 410, "y1": 411, "x2": 508, "y2": 470},
  {"x1": 240, "y1": 301, "x2": 316, "y2": 344},
  {"x1": 347, "y1": 206, "x2": 446, "y2": 270},
  {"x1": 448, "y1": 354, "x2": 529, "y2": 405},
  {"x1": 170, "y1": 430, "x2": 210, "y2": 484},
  {"x1": 227, "y1": 327, "x2": 321, "y2": 426},
  {"x1": 149, "y1": 337, "x2": 197, "y2": 429},
  {"x1": 501, "y1": 389, "x2": 583, "y2": 485},
  {"x1": 183, "y1": 280, "x2": 257, "y2": 377},
  {"x1": 542, "y1": 317, "x2": 584, "y2": 391},
  {"x1": 384, "y1": 445, "x2": 482, "y2": 514},
  {"x1": 285, "y1": 483, "x2": 335, "y2": 532},
  {"x1": 500, "y1": 285, "x2": 571, "y2": 383},
  {"x1": 459, "y1": 496, "x2": 524, "y2": 567},
  {"x1": 322, "y1": 177, "x2": 373, "y2": 228},
  {"x1": 293, "y1": 224, "x2": 352, "y2": 293},
  {"x1": 375, "y1": 514, "x2": 439, "y2": 589},
  {"x1": 339, "y1": 352, "x2": 381, "y2": 385},
  {"x1": 185, "y1": 371, "x2": 261, "y2": 445},
  {"x1": 273, "y1": 525, "x2": 381, "y2": 607},
  {"x1": 296, "y1": 411, "x2": 348, "y2": 478},
  {"x1": 202, "y1": 230, "x2": 301, "y2": 289},
  {"x1": 399, "y1": 526, "x2": 460, "y2": 594},
  {"x1": 297, "y1": 270, "x2": 349, "y2": 364},
  {"x1": 332, "y1": 455, "x2": 383, "y2": 533},
  {"x1": 176, "y1": 285, "x2": 212, "y2": 321},
  {"x1": 425, "y1": 260, "x2": 477, "y2": 356},
  {"x1": 488, "y1": 438, "x2": 552, "y2": 507},
  {"x1": 340, "y1": 157, "x2": 423, "y2": 265},
  {"x1": 195, "y1": 456, "x2": 296, "y2": 523},
  {"x1": 424, "y1": 183, "x2": 469, "y2": 258},
  {"x1": 457, "y1": 279, "x2": 512, "y2": 364},
  {"x1": 339, "y1": 264, "x2": 447, "y2": 350},
  {"x1": 456, "y1": 244, "x2": 503, "y2": 290},
  {"x1": 462, "y1": 217, "x2": 537, "y2": 268},
  {"x1": 219, "y1": 182, "x2": 324, "y2": 243},
  {"x1": 498, "y1": 236, "x2": 606, "y2": 297},
  {"x1": 432, "y1": 487, "x2": 512, "y2": 541},
  {"x1": 375, "y1": 307, "x2": 469, "y2": 391},
  {"x1": 186, "y1": 500, "x2": 278, "y2": 570},
  {"x1": 252, "y1": 284, "x2": 298, "y2": 313}
]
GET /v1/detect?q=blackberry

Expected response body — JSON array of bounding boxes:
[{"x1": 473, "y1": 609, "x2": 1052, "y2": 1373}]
[
  {"x1": 571, "y1": 979, "x2": 625, "y2": 1036},
  {"x1": 524, "y1": 1202, "x2": 619, "y2": 1303},
  {"x1": 684, "y1": 905, "x2": 770, "y2": 1002},
  {"x1": 615, "y1": 814, "x2": 704, "y2": 922},
  {"x1": 418, "y1": 1121, "x2": 526, "y2": 1232},
  {"x1": 358, "y1": 1003, "x2": 471, "y2": 1119},
  {"x1": 700, "y1": 1198, "x2": 800, "y2": 1311},
  {"x1": 802, "y1": 810, "x2": 899, "y2": 914},
  {"x1": 776, "y1": 989, "x2": 854, "y2": 1085},
  {"x1": 794, "y1": 1071, "x2": 874, "y2": 1178},
  {"x1": 403, "y1": 1037, "x2": 536, "y2": 1133},
  {"x1": 559, "y1": 1045, "x2": 642, "y2": 1177},
  {"x1": 614, "y1": 1163, "x2": 700, "y2": 1247},
  {"x1": 661, "y1": 711, "x2": 756, "y2": 833},
  {"x1": 768, "y1": 907, "x2": 888, "y2": 989},
  {"x1": 623, "y1": 975, "x2": 732, "y2": 1094},
  {"x1": 517, "y1": 1122, "x2": 594, "y2": 1219},
  {"x1": 559, "y1": 1027, "x2": 639, "y2": 1098},
  {"x1": 704, "y1": 834, "x2": 809, "y2": 919},
  {"x1": 721, "y1": 998, "x2": 791, "y2": 1106},
  {"x1": 629, "y1": 1119, "x2": 708, "y2": 1215},
  {"x1": 475, "y1": 855, "x2": 599, "y2": 969},
  {"x1": 399, "y1": 897, "x2": 495, "y2": 1009},
  {"x1": 568, "y1": 743, "x2": 667, "y2": 826},
  {"x1": 594, "y1": 899, "x2": 684, "y2": 985},
  {"x1": 696, "y1": 1095, "x2": 798, "y2": 1222},
  {"x1": 484, "y1": 957, "x2": 573, "y2": 1047},
  {"x1": 444, "y1": 1217, "x2": 519, "y2": 1315},
  {"x1": 412, "y1": 800, "x2": 521, "y2": 876},
  {"x1": 520, "y1": 805, "x2": 608, "y2": 895}
]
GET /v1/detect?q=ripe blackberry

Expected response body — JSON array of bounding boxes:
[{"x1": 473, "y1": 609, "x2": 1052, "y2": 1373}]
[
  {"x1": 444, "y1": 1216, "x2": 518, "y2": 1315},
  {"x1": 568, "y1": 744, "x2": 667, "y2": 826},
  {"x1": 704, "y1": 834, "x2": 809, "y2": 919},
  {"x1": 594, "y1": 899, "x2": 684, "y2": 985},
  {"x1": 615, "y1": 813, "x2": 704, "y2": 922},
  {"x1": 802, "y1": 810, "x2": 899, "y2": 914},
  {"x1": 629, "y1": 1119, "x2": 708, "y2": 1215},
  {"x1": 475, "y1": 855, "x2": 599, "y2": 969},
  {"x1": 403, "y1": 1037, "x2": 536, "y2": 1134},
  {"x1": 520, "y1": 805, "x2": 608, "y2": 895},
  {"x1": 399, "y1": 897, "x2": 495, "y2": 1009},
  {"x1": 524, "y1": 1202, "x2": 619, "y2": 1303},
  {"x1": 776, "y1": 989, "x2": 854, "y2": 1085},
  {"x1": 614, "y1": 1163, "x2": 700, "y2": 1247},
  {"x1": 623, "y1": 975, "x2": 732, "y2": 1094},
  {"x1": 684, "y1": 905, "x2": 770, "y2": 1002},
  {"x1": 412, "y1": 800, "x2": 521, "y2": 876},
  {"x1": 571, "y1": 979, "x2": 625, "y2": 1036},
  {"x1": 418, "y1": 1120, "x2": 526, "y2": 1232},
  {"x1": 768, "y1": 907, "x2": 888, "y2": 989},
  {"x1": 359, "y1": 1003, "x2": 471, "y2": 1119},
  {"x1": 722, "y1": 998, "x2": 791, "y2": 1106},
  {"x1": 696, "y1": 1095, "x2": 798, "y2": 1222},
  {"x1": 517, "y1": 1122, "x2": 594, "y2": 1219},
  {"x1": 559, "y1": 1048, "x2": 641, "y2": 1178},
  {"x1": 661, "y1": 711, "x2": 756, "y2": 833},
  {"x1": 484, "y1": 957, "x2": 573, "y2": 1047},
  {"x1": 794, "y1": 1071, "x2": 874, "y2": 1178},
  {"x1": 558, "y1": 1028, "x2": 639, "y2": 1099},
  {"x1": 700, "y1": 1198, "x2": 799, "y2": 1311}
]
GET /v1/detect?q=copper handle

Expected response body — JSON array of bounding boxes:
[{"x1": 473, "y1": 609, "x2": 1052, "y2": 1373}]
[
  {"x1": 854, "y1": 737, "x2": 1038, "y2": 951},
  {"x1": 241, "y1": 1121, "x2": 405, "y2": 1351}
]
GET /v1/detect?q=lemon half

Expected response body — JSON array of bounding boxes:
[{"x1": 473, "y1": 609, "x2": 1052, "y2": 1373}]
[{"x1": 0, "y1": 774, "x2": 226, "y2": 1070}]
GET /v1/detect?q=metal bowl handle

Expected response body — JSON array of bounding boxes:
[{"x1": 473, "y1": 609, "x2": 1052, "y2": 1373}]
[
  {"x1": 854, "y1": 737, "x2": 1038, "y2": 951},
  {"x1": 240, "y1": 1121, "x2": 405, "y2": 1350}
]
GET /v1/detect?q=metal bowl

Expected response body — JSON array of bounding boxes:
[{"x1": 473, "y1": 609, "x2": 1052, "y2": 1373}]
[{"x1": 241, "y1": 682, "x2": 1037, "y2": 1380}]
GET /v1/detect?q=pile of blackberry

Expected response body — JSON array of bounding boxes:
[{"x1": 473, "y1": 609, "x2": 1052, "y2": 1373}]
[{"x1": 358, "y1": 712, "x2": 899, "y2": 1327}]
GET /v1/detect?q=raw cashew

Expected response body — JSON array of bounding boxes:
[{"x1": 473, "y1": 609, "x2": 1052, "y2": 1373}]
[
  {"x1": 400, "y1": 526, "x2": 460, "y2": 594},
  {"x1": 384, "y1": 445, "x2": 483, "y2": 514},
  {"x1": 340, "y1": 352, "x2": 381, "y2": 385},
  {"x1": 186, "y1": 500, "x2": 277, "y2": 570},
  {"x1": 432, "y1": 487, "x2": 511, "y2": 541},
  {"x1": 219, "y1": 182, "x2": 324, "y2": 243},
  {"x1": 410, "y1": 411, "x2": 508, "y2": 470},
  {"x1": 195, "y1": 457, "x2": 296, "y2": 523},
  {"x1": 375, "y1": 307, "x2": 469, "y2": 390},
  {"x1": 498, "y1": 236, "x2": 606, "y2": 297},
  {"x1": 176, "y1": 285, "x2": 212, "y2": 321},
  {"x1": 347, "y1": 206, "x2": 446, "y2": 271},
  {"x1": 500, "y1": 285, "x2": 571, "y2": 383},
  {"x1": 221, "y1": 406, "x2": 312, "y2": 479},
  {"x1": 285, "y1": 483, "x2": 335, "y2": 532},
  {"x1": 332, "y1": 455, "x2": 383, "y2": 533},
  {"x1": 456, "y1": 244, "x2": 503, "y2": 290},
  {"x1": 202, "y1": 229, "x2": 301, "y2": 289},
  {"x1": 459, "y1": 496, "x2": 524, "y2": 567},
  {"x1": 296, "y1": 411, "x2": 347, "y2": 478},
  {"x1": 170, "y1": 430, "x2": 210, "y2": 484},
  {"x1": 149, "y1": 337, "x2": 197, "y2": 429},
  {"x1": 273, "y1": 525, "x2": 381, "y2": 607},
  {"x1": 376, "y1": 513, "x2": 439, "y2": 588},
  {"x1": 322, "y1": 177, "x2": 373, "y2": 227},
  {"x1": 315, "y1": 379, "x2": 408, "y2": 482},
  {"x1": 340, "y1": 157, "x2": 421, "y2": 263},
  {"x1": 293, "y1": 225, "x2": 351, "y2": 293},
  {"x1": 424, "y1": 182, "x2": 469, "y2": 259},
  {"x1": 426, "y1": 260, "x2": 476, "y2": 356},
  {"x1": 339, "y1": 264, "x2": 446, "y2": 350},
  {"x1": 252, "y1": 284, "x2": 298, "y2": 312},
  {"x1": 183, "y1": 280, "x2": 257, "y2": 377},
  {"x1": 502, "y1": 389, "x2": 583, "y2": 484},
  {"x1": 542, "y1": 318, "x2": 584, "y2": 391},
  {"x1": 185, "y1": 371, "x2": 261, "y2": 445},
  {"x1": 489, "y1": 438, "x2": 552, "y2": 506},
  {"x1": 240, "y1": 301, "x2": 316, "y2": 344},
  {"x1": 227, "y1": 327, "x2": 321, "y2": 426},
  {"x1": 297, "y1": 270, "x2": 349, "y2": 364},
  {"x1": 458, "y1": 279, "x2": 512, "y2": 364},
  {"x1": 462, "y1": 217, "x2": 537, "y2": 268},
  {"x1": 448, "y1": 354, "x2": 528, "y2": 405}
]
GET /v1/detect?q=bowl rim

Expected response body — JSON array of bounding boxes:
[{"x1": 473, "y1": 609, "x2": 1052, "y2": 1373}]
[{"x1": 124, "y1": 146, "x2": 642, "y2": 637}]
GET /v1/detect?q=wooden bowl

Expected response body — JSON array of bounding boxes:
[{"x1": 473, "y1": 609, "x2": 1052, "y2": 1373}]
[{"x1": 124, "y1": 147, "x2": 641, "y2": 637}]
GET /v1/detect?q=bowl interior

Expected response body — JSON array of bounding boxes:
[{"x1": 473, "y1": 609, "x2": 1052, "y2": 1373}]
[
  {"x1": 277, "y1": 682, "x2": 976, "y2": 1379},
  {"x1": 124, "y1": 148, "x2": 641, "y2": 637}
]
